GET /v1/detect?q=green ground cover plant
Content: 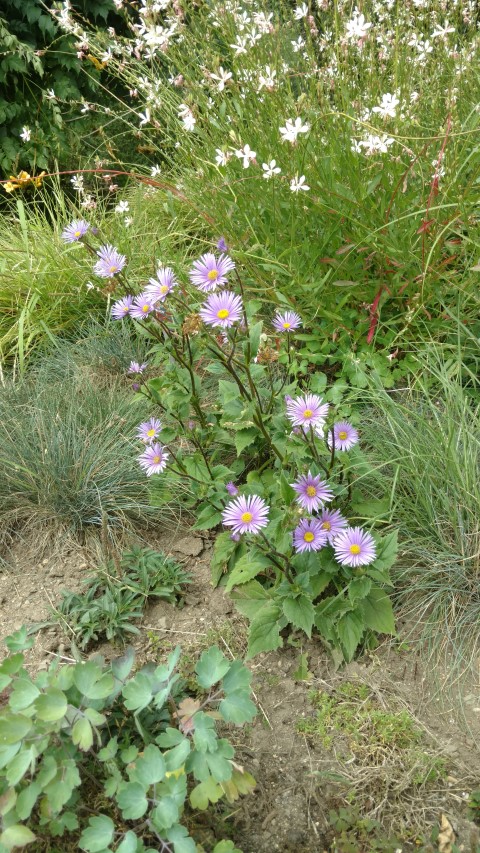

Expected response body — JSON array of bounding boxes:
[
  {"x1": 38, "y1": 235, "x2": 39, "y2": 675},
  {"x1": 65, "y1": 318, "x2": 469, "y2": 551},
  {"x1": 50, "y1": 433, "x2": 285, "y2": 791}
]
[
  {"x1": 0, "y1": 627, "x2": 255, "y2": 852},
  {"x1": 56, "y1": 547, "x2": 191, "y2": 648}
]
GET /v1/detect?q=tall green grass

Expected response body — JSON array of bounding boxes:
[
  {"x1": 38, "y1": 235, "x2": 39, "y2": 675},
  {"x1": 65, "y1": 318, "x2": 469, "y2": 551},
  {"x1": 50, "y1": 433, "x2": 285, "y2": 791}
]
[{"x1": 360, "y1": 346, "x2": 480, "y2": 692}]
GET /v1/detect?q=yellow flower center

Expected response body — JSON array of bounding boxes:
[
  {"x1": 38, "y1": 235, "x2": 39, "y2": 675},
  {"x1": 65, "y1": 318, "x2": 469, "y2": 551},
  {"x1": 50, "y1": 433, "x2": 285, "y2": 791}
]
[
  {"x1": 74, "y1": 230, "x2": 81, "y2": 237},
  {"x1": 153, "y1": 455, "x2": 161, "y2": 464},
  {"x1": 321, "y1": 521, "x2": 331, "y2": 530},
  {"x1": 241, "y1": 511, "x2": 253, "y2": 523},
  {"x1": 304, "y1": 531, "x2": 315, "y2": 542},
  {"x1": 142, "y1": 304, "x2": 150, "y2": 313},
  {"x1": 303, "y1": 409, "x2": 313, "y2": 419},
  {"x1": 208, "y1": 269, "x2": 219, "y2": 280},
  {"x1": 123, "y1": 306, "x2": 130, "y2": 313},
  {"x1": 350, "y1": 544, "x2": 361, "y2": 555},
  {"x1": 147, "y1": 429, "x2": 156, "y2": 437},
  {"x1": 306, "y1": 485, "x2": 317, "y2": 497},
  {"x1": 282, "y1": 322, "x2": 291, "y2": 329},
  {"x1": 338, "y1": 430, "x2": 348, "y2": 440},
  {"x1": 217, "y1": 308, "x2": 230, "y2": 319},
  {"x1": 109, "y1": 265, "x2": 118, "y2": 273},
  {"x1": 160, "y1": 285, "x2": 169, "y2": 294}
]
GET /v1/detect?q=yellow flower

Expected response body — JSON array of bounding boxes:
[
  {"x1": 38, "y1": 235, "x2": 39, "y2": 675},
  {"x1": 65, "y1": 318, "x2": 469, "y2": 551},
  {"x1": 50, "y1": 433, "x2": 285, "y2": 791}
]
[{"x1": 2, "y1": 170, "x2": 46, "y2": 193}]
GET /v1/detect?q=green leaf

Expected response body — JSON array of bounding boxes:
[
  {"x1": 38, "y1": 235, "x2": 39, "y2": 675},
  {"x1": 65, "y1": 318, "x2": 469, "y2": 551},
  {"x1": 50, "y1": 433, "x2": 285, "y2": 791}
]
[
  {"x1": 6, "y1": 747, "x2": 33, "y2": 786},
  {"x1": 348, "y1": 576, "x2": 372, "y2": 605},
  {"x1": 79, "y1": 815, "x2": 114, "y2": 852},
  {"x1": 86, "y1": 673, "x2": 115, "y2": 700},
  {"x1": 8, "y1": 678, "x2": 39, "y2": 713},
  {"x1": 371, "y1": 531, "x2": 398, "y2": 573},
  {"x1": 246, "y1": 604, "x2": 283, "y2": 659},
  {"x1": 98, "y1": 737, "x2": 118, "y2": 762},
  {"x1": 219, "y1": 691, "x2": 257, "y2": 724},
  {"x1": 210, "y1": 531, "x2": 238, "y2": 587},
  {"x1": 117, "y1": 782, "x2": 148, "y2": 820},
  {"x1": 0, "y1": 715, "x2": 32, "y2": 745},
  {"x1": 131, "y1": 744, "x2": 166, "y2": 785},
  {"x1": 190, "y1": 776, "x2": 223, "y2": 810},
  {"x1": 225, "y1": 554, "x2": 266, "y2": 593},
  {"x1": 111, "y1": 647, "x2": 135, "y2": 683},
  {"x1": 152, "y1": 795, "x2": 179, "y2": 830},
  {"x1": 192, "y1": 713, "x2": 217, "y2": 753},
  {"x1": 84, "y1": 708, "x2": 106, "y2": 726},
  {"x1": 231, "y1": 580, "x2": 271, "y2": 620},
  {"x1": 73, "y1": 661, "x2": 103, "y2": 698},
  {"x1": 195, "y1": 646, "x2": 230, "y2": 689},
  {"x1": 15, "y1": 783, "x2": 41, "y2": 820},
  {"x1": 248, "y1": 320, "x2": 263, "y2": 358},
  {"x1": 165, "y1": 825, "x2": 196, "y2": 853},
  {"x1": 34, "y1": 688, "x2": 67, "y2": 722},
  {"x1": 122, "y1": 672, "x2": 152, "y2": 712},
  {"x1": 279, "y1": 473, "x2": 296, "y2": 504},
  {"x1": 336, "y1": 610, "x2": 365, "y2": 662},
  {"x1": 4, "y1": 628, "x2": 34, "y2": 652},
  {"x1": 222, "y1": 660, "x2": 252, "y2": 695},
  {"x1": 282, "y1": 595, "x2": 315, "y2": 637},
  {"x1": 0, "y1": 824, "x2": 36, "y2": 850},
  {"x1": 72, "y1": 717, "x2": 94, "y2": 751},
  {"x1": 0, "y1": 788, "x2": 16, "y2": 816},
  {"x1": 116, "y1": 832, "x2": 139, "y2": 853},
  {"x1": 361, "y1": 587, "x2": 395, "y2": 634},
  {"x1": 234, "y1": 427, "x2": 258, "y2": 457},
  {"x1": 293, "y1": 653, "x2": 314, "y2": 682},
  {"x1": 193, "y1": 503, "x2": 222, "y2": 531}
]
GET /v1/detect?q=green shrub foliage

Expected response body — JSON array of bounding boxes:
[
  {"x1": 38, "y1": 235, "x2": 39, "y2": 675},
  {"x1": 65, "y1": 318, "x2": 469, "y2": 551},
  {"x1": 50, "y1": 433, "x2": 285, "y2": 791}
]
[{"x1": 0, "y1": 627, "x2": 255, "y2": 852}]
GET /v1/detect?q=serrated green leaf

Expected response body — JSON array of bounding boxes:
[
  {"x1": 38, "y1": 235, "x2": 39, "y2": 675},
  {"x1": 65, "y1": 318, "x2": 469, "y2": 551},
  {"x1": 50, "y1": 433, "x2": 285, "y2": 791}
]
[
  {"x1": 193, "y1": 504, "x2": 222, "y2": 530},
  {"x1": 282, "y1": 595, "x2": 314, "y2": 637},
  {"x1": 246, "y1": 604, "x2": 282, "y2": 659},
  {"x1": 348, "y1": 576, "x2": 372, "y2": 605},
  {"x1": 192, "y1": 713, "x2": 217, "y2": 753},
  {"x1": 79, "y1": 814, "x2": 114, "y2": 852},
  {"x1": 231, "y1": 580, "x2": 272, "y2": 620},
  {"x1": 72, "y1": 717, "x2": 93, "y2": 751},
  {"x1": 225, "y1": 554, "x2": 266, "y2": 593},
  {"x1": 336, "y1": 610, "x2": 365, "y2": 662},
  {"x1": 210, "y1": 531, "x2": 238, "y2": 587},
  {"x1": 4, "y1": 628, "x2": 34, "y2": 653},
  {"x1": 371, "y1": 531, "x2": 398, "y2": 573},
  {"x1": 195, "y1": 646, "x2": 230, "y2": 689},
  {"x1": 361, "y1": 587, "x2": 395, "y2": 634},
  {"x1": 234, "y1": 427, "x2": 258, "y2": 457}
]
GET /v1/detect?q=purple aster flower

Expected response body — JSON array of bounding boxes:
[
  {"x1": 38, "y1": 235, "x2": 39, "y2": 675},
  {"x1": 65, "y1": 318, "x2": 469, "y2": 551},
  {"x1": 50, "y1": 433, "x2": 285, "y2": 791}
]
[
  {"x1": 138, "y1": 442, "x2": 169, "y2": 476},
  {"x1": 328, "y1": 422, "x2": 359, "y2": 451},
  {"x1": 217, "y1": 237, "x2": 229, "y2": 252},
  {"x1": 189, "y1": 252, "x2": 235, "y2": 292},
  {"x1": 293, "y1": 518, "x2": 328, "y2": 553},
  {"x1": 93, "y1": 244, "x2": 127, "y2": 277},
  {"x1": 334, "y1": 526, "x2": 376, "y2": 568},
  {"x1": 318, "y1": 508, "x2": 348, "y2": 543},
  {"x1": 111, "y1": 295, "x2": 134, "y2": 320},
  {"x1": 292, "y1": 471, "x2": 333, "y2": 513},
  {"x1": 127, "y1": 361, "x2": 147, "y2": 374},
  {"x1": 286, "y1": 394, "x2": 329, "y2": 432},
  {"x1": 272, "y1": 311, "x2": 302, "y2": 333},
  {"x1": 61, "y1": 219, "x2": 90, "y2": 243},
  {"x1": 226, "y1": 482, "x2": 239, "y2": 496},
  {"x1": 222, "y1": 495, "x2": 269, "y2": 535},
  {"x1": 199, "y1": 291, "x2": 243, "y2": 328},
  {"x1": 130, "y1": 293, "x2": 156, "y2": 319},
  {"x1": 137, "y1": 417, "x2": 162, "y2": 443},
  {"x1": 145, "y1": 266, "x2": 177, "y2": 303}
]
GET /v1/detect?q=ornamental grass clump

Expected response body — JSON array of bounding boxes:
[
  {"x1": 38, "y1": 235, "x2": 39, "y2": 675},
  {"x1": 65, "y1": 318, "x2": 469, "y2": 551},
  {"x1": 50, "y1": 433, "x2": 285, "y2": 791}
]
[{"x1": 65, "y1": 220, "x2": 398, "y2": 663}]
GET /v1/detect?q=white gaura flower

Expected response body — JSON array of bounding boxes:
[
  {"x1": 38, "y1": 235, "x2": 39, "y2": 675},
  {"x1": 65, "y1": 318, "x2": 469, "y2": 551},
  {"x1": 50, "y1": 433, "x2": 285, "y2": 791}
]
[
  {"x1": 280, "y1": 117, "x2": 310, "y2": 144},
  {"x1": 258, "y1": 66, "x2": 277, "y2": 91},
  {"x1": 372, "y1": 93, "x2": 399, "y2": 119},
  {"x1": 115, "y1": 200, "x2": 130, "y2": 214},
  {"x1": 215, "y1": 148, "x2": 231, "y2": 167},
  {"x1": 360, "y1": 134, "x2": 394, "y2": 155},
  {"x1": 211, "y1": 66, "x2": 233, "y2": 91},
  {"x1": 150, "y1": 165, "x2": 161, "y2": 177},
  {"x1": 235, "y1": 144, "x2": 256, "y2": 168},
  {"x1": 290, "y1": 175, "x2": 310, "y2": 192},
  {"x1": 178, "y1": 103, "x2": 195, "y2": 130},
  {"x1": 230, "y1": 37, "x2": 248, "y2": 55},
  {"x1": 432, "y1": 20, "x2": 455, "y2": 39},
  {"x1": 262, "y1": 159, "x2": 281, "y2": 179},
  {"x1": 20, "y1": 126, "x2": 31, "y2": 142},
  {"x1": 138, "y1": 107, "x2": 151, "y2": 127},
  {"x1": 291, "y1": 36, "x2": 305, "y2": 52},
  {"x1": 294, "y1": 3, "x2": 308, "y2": 20},
  {"x1": 346, "y1": 8, "x2": 372, "y2": 40}
]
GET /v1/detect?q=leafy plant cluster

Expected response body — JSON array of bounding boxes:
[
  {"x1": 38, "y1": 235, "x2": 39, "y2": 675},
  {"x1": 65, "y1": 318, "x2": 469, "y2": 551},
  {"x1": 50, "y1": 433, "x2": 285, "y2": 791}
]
[
  {"x1": 68, "y1": 227, "x2": 398, "y2": 664},
  {"x1": 0, "y1": 626, "x2": 256, "y2": 852},
  {"x1": 0, "y1": 0, "x2": 123, "y2": 174},
  {"x1": 57, "y1": 547, "x2": 191, "y2": 648}
]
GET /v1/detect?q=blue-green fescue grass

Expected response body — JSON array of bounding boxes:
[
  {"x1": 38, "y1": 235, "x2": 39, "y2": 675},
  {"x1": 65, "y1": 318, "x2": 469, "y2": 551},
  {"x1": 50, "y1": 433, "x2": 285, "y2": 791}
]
[
  {"x1": 359, "y1": 344, "x2": 480, "y2": 695},
  {"x1": 0, "y1": 334, "x2": 163, "y2": 549}
]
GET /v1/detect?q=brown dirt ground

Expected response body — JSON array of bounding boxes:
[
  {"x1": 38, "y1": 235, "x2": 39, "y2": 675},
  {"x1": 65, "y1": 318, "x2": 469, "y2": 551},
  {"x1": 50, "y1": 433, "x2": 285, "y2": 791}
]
[{"x1": 1, "y1": 526, "x2": 479, "y2": 853}]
